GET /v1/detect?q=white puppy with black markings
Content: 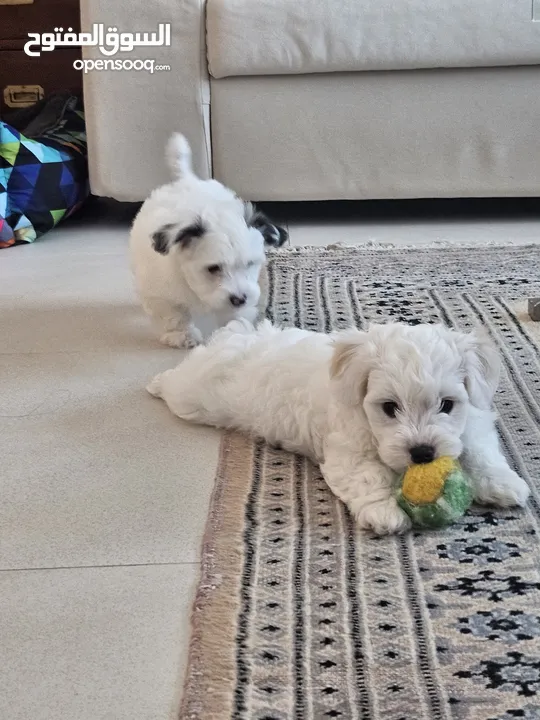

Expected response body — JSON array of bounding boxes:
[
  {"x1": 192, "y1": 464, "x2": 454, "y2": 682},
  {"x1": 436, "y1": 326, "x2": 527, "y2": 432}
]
[
  {"x1": 130, "y1": 133, "x2": 287, "y2": 348},
  {"x1": 147, "y1": 320, "x2": 530, "y2": 535}
]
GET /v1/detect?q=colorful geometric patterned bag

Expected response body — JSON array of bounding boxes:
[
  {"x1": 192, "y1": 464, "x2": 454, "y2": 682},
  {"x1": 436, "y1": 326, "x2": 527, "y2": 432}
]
[{"x1": 0, "y1": 94, "x2": 88, "y2": 249}]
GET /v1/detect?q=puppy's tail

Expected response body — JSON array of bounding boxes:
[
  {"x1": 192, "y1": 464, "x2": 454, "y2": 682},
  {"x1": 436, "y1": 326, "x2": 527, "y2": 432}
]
[{"x1": 166, "y1": 133, "x2": 193, "y2": 180}]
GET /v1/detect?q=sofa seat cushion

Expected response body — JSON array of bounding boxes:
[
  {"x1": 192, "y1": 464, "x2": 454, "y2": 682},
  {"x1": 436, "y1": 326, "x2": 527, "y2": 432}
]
[{"x1": 207, "y1": 0, "x2": 540, "y2": 79}]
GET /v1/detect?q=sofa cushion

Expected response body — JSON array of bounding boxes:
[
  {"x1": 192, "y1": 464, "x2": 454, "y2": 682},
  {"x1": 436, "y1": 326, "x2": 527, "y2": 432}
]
[{"x1": 207, "y1": 0, "x2": 540, "y2": 79}]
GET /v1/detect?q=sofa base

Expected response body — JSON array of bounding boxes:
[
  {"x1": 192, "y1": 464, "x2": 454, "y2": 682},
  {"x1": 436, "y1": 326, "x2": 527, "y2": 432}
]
[{"x1": 211, "y1": 66, "x2": 540, "y2": 201}]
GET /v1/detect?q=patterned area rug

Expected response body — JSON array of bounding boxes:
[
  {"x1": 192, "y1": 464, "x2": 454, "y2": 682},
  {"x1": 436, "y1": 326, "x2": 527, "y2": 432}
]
[{"x1": 181, "y1": 245, "x2": 540, "y2": 720}]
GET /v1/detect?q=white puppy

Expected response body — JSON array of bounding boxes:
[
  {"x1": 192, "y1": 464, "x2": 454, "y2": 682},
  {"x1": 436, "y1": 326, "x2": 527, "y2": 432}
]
[
  {"x1": 129, "y1": 134, "x2": 287, "y2": 348},
  {"x1": 147, "y1": 320, "x2": 530, "y2": 535}
]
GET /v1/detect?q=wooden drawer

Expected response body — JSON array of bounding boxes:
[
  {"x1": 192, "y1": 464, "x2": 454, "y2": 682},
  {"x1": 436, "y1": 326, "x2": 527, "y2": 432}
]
[
  {"x1": 0, "y1": 0, "x2": 81, "y2": 42},
  {"x1": 0, "y1": 45, "x2": 82, "y2": 119}
]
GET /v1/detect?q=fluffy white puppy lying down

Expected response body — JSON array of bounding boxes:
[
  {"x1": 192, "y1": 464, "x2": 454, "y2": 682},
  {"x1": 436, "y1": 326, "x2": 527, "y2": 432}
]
[{"x1": 147, "y1": 320, "x2": 530, "y2": 535}]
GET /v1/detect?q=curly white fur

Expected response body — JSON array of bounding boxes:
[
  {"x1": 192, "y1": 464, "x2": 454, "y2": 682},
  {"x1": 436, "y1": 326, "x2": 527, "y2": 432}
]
[
  {"x1": 129, "y1": 133, "x2": 286, "y2": 348},
  {"x1": 148, "y1": 320, "x2": 530, "y2": 535}
]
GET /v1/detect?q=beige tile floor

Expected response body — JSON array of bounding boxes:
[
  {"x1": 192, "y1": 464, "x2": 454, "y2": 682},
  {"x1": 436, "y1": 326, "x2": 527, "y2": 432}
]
[{"x1": 2, "y1": 200, "x2": 540, "y2": 719}]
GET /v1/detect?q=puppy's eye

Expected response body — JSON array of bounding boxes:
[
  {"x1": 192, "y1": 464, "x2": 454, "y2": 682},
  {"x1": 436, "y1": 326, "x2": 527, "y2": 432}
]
[
  {"x1": 440, "y1": 398, "x2": 454, "y2": 414},
  {"x1": 207, "y1": 264, "x2": 222, "y2": 275},
  {"x1": 247, "y1": 261, "x2": 256, "y2": 268},
  {"x1": 382, "y1": 401, "x2": 399, "y2": 418}
]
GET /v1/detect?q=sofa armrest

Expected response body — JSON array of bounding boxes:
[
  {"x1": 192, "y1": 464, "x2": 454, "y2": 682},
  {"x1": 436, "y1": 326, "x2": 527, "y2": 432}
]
[{"x1": 80, "y1": 0, "x2": 209, "y2": 201}]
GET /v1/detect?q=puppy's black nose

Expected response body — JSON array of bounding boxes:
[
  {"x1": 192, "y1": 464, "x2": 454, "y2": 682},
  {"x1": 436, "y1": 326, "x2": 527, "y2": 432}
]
[
  {"x1": 410, "y1": 444, "x2": 435, "y2": 464},
  {"x1": 230, "y1": 294, "x2": 247, "y2": 307}
]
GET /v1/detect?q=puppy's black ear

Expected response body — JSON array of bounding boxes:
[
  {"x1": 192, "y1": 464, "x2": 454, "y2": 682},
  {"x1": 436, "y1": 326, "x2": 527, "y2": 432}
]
[
  {"x1": 243, "y1": 202, "x2": 288, "y2": 247},
  {"x1": 260, "y1": 222, "x2": 288, "y2": 248},
  {"x1": 151, "y1": 224, "x2": 175, "y2": 255},
  {"x1": 151, "y1": 218, "x2": 206, "y2": 255},
  {"x1": 173, "y1": 218, "x2": 206, "y2": 249}
]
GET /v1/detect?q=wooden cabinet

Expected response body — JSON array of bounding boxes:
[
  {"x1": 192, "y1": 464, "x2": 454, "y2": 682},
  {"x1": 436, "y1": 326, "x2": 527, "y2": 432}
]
[{"x1": 0, "y1": 0, "x2": 83, "y2": 120}]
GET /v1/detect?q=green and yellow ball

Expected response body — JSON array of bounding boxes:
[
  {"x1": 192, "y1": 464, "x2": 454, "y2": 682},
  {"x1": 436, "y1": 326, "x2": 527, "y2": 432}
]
[{"x1": 396, "y1": 456, "x2": 473, "y2": 530}]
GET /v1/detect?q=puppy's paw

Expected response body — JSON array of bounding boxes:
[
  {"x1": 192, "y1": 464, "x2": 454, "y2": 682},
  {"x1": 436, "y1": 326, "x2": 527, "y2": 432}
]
[
  {"x1": 353, "y1": 497, "x2": 412, "y2": 536},
  {"x1": 474, "y1": 468, "x2": 530, "y2": 508},
  {"x1": 146, "y1": 374, "x2": 162, "y2": 397},
  {"x1": 160, "y1": 327, "x2": 202, "y2": 349}
]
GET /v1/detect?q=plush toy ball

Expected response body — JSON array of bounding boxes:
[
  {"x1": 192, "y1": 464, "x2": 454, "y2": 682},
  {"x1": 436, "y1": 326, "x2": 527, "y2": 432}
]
[{"x1": 396, "y1": 456, "x2": 472, "y2": 529}]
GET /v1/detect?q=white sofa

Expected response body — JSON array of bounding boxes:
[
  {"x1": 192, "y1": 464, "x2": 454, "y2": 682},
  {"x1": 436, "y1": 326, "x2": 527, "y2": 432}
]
[{"x1": 81, "y1": 0, "x2": 540, "y2": 202}]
